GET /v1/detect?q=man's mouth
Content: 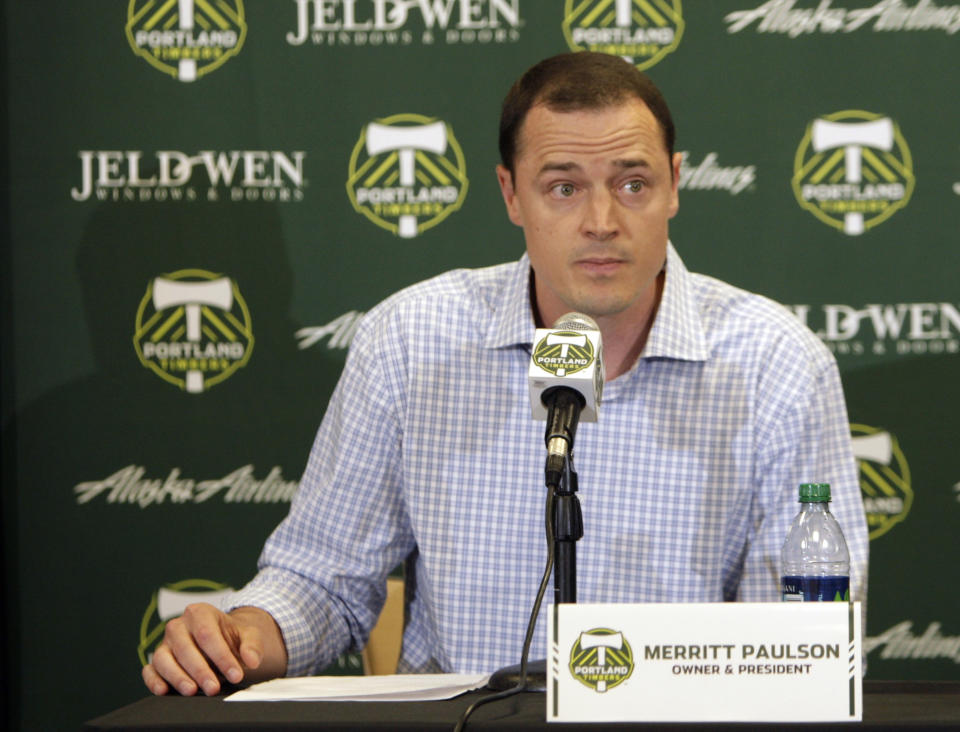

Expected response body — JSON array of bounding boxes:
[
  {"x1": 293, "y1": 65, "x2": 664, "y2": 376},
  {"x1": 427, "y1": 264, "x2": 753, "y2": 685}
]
[{"x1": 576, "y1": 257, "x2": 626, "y2": 275}]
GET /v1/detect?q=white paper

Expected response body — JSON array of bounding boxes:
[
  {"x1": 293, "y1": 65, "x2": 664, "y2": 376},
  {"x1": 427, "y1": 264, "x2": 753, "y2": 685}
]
[{"x1": 224, "y1": 673, "x2": 490, "y2": 702}]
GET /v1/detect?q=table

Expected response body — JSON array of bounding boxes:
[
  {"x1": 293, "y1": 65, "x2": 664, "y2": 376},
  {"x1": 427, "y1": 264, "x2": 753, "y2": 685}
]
[{"x1": 84, "y1": 680, "x2": 960, "y2": 731}]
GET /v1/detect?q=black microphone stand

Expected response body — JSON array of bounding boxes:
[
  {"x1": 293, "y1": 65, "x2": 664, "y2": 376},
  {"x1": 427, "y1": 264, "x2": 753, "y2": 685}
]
[
  {"x1": 553, "y1": 452, "x2": 583, "y2": 604},
  {"x1": 543, "y1": 387, "x2": 584, "y2": 606},
  {"x1": 487, "y1": 430, "x2": 583, "y2": 692}
]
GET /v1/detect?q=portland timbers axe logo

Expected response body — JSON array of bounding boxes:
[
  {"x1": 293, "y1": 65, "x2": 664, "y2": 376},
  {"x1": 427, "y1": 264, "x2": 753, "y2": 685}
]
[
  {"x1": 126, "y1": 0, "x2": 247, "y2": 82},
  {"x1": 792, "y1": 110, "x2": 914, "y2": 235},
  {"x1": 133, "y1": 269, "x2": 254, "y2": 393},
  {"x1": 562, "y1": 0, "x2": 684, "y2": 70},
  {"x1": 850, "y1": 423, "x2": 913, "y2": 540},
  {"x1": 346, "y1": 113, "x2": 469, "y2": 238},
  {"x1": 569, "y1": 628, "x2": 634, "y2": 692},
  {"x1": 533, "y1": 330, "x2": 596, "y2": 376}
]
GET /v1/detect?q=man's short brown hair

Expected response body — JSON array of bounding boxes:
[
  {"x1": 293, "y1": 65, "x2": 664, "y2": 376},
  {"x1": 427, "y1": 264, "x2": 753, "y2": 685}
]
[{"x1": 498, "y1": 52, "x2": 676, "y2": 177}]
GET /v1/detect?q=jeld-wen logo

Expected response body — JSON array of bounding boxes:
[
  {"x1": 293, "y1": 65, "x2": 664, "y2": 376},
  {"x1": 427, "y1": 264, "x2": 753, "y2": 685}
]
[
  {"x1": 71, "y1": 150, "x2": 306, "y2": 203},
  {"x1": 287, "y1": 0, "x2": 523, "y2": 46},
  {"x1": 789, "y1": 302, "x2": 960, "y2": 357}
]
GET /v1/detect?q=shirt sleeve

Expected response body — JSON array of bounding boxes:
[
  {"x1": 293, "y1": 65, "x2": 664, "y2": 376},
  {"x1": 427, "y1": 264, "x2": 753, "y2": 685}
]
[
  {"x1": 736, "y1": 338, "x2": 869, "y2": 620},
  {"x1": 224, "y1": 306, "x2": 416, "y2": 676}
]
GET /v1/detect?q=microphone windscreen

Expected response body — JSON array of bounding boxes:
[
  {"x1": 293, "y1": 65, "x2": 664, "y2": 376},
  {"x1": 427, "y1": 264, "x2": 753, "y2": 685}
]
[{"x1": 552, "y1": 312, "x2": 599, "y2": 332}]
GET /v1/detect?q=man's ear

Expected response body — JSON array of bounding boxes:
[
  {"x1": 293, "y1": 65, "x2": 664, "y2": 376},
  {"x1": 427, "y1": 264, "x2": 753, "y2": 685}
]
[
  {"x1": 496, "y1": 164, "x2": 524, "y2": 227},
  {"x1": 668, "y1": 152, "x2": 681, "y2": 220}
]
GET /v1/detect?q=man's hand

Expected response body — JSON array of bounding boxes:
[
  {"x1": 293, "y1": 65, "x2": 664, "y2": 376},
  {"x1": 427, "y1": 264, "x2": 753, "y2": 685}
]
[{"x1": 142, "y1": 603, "x2": 288, "y2": 696}]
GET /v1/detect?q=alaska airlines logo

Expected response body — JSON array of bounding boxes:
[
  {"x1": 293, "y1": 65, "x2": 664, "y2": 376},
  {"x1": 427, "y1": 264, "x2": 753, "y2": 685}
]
[
  {"x1": 562, "y1": 0, "x2": 684, "y2": 70},
  {"x1": 126, "y1": 0, "x2": 246, "y2": 81},
  {"x1": 726, "y1": 0, "x2": 960, "y2": 36},
  {"x1": 287, "y1": 0, "x2": 523, "y2": 46},
  {"x1": 678, "y1": 151, "x2": 756, "y2": 195},
  {"x1": 75, "y1": 465, "x2": 298, "y2": 507},
  {"x1": 346, "y1": 114, "x2": 469, "y2": 238},
  {"x1": 134, "y1": 269, "x2": 254, "y2": 393},
  {"x1": 850, "y1": 424, "x2": 912, "y2": 540},
  {"x1": 296, "y1": 310, "x2": 365, "y2": 350},
  {"x1": 792, "y1": 111, "x2": 914, "y2": 235},
  {"x1": 570, "y1": 628, "x2": 634, "y2": 692},
  {"x1": 865, "y1": 621, "x2": 960, "y2": 663}
]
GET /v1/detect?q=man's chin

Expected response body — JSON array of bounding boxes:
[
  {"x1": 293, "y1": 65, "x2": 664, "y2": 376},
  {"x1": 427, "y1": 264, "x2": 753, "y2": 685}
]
[{"x1": 559, "y1": 297, "x2": 631, "y2": 320}]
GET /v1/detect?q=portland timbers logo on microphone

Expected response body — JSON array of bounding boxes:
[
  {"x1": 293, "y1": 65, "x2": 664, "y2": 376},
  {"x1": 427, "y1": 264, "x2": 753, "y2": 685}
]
[{"x1": 533, "y1": 330, "x2": 595, "y2": 376}]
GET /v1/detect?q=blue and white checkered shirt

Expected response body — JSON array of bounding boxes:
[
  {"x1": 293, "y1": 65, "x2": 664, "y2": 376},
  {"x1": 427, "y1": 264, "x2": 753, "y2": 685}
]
[{"x1": 227, "y1": 243, "x2": 868, "y2": 676}]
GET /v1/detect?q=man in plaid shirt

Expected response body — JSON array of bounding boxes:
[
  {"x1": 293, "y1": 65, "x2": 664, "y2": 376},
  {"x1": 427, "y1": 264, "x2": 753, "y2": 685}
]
[{"x1": 143, "y1": 52, "x2": 867, "y2": 697}]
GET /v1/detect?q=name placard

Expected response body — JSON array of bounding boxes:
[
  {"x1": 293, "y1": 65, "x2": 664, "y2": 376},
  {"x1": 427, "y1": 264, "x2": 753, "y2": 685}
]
[{"x1": 547, "y1": 602, "x2": 861, "y2": 723}]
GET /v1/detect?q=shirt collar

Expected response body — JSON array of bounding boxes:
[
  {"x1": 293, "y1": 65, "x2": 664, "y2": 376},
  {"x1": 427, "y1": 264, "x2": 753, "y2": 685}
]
[
  {"x1": 483, "y1": 252, "x2": 537, "y2": 349},
  {"x1": 642, "y1": 242, "x2": 710, "y2": 362},
  {"x1": 482, "y1": 244, "x2": 709, "y2": 362}
]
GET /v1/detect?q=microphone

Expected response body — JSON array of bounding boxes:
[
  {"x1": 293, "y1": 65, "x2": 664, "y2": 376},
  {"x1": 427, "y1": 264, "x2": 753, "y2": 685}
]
[{"x1": 529, "y1": 313, "x2": 604, "y2": 488}]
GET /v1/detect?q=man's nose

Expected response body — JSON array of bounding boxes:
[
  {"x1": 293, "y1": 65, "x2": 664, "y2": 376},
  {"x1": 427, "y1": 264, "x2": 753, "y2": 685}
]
[{"x1": 582, "y1": 188, "x2": 618, "y2": 241}]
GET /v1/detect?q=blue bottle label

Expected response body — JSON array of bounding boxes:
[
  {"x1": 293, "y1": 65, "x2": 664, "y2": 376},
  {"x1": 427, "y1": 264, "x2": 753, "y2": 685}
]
[{"x1": 781, "y1": 575, "x2": 849, "y2": 602}]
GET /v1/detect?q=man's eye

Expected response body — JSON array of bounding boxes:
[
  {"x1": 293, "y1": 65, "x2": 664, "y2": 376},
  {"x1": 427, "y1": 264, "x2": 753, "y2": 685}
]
[
  {"x1": 552, "y1": 183, "x2": 576, "y2": 197},
  {"x1": 623, "y1": 180, "x2": 645, "y2": 193}
]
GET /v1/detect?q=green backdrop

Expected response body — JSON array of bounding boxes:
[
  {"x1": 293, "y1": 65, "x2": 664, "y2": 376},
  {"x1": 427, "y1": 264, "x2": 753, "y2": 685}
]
[{"x1": 3, "y1": 2, "x2": 958, "y2": 729}]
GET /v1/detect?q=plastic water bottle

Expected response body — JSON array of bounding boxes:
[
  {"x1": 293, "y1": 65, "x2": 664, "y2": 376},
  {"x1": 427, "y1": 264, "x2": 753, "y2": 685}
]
[{"x1": 781, "y1": 483, "x2": 850, "y2": 602}]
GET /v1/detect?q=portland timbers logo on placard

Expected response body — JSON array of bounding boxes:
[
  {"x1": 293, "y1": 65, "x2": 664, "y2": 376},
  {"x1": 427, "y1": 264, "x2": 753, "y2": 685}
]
[
  {"x1": 850, "y1": 423, "x2": 913, "y2": 540},
  {"x1": 126, "y1": 0, "x2": 247, "y2": 82},
  {"x1": 346, "y1": 114, "x2": 469, "y2": 238},
  {"x1": 133, "y1": 269, "x2": 254, "y2": 393},
  {"x1": 533, "y1": 331, "x2": 596, "y2": 377},
  {"x1": 562, "y1": 0, "x2": 684, "y2": 70},
  {"x1": 570, "y1": 628, "x2": 634, "y2": 693},
  {"x1": 792, "y1": 110, "x2": 914, "y2": 235}
]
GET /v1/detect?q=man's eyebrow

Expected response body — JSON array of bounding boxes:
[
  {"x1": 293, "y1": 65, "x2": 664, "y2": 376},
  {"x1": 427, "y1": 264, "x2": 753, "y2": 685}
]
[
  {"x1": 536, "y1": 158, "x2": 653, "y2": 176},
  {"x1": 612, "y1": 158, "x2": 652, "y2": 170},
  {"x1": 537, "y1": 161, "x2": 581, "y2": 175}
]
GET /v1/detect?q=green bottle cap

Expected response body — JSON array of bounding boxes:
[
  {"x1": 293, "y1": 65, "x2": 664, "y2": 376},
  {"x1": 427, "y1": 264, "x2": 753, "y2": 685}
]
[{"x1": 799, "y1": 483, "x2": 831, "y2": 502}]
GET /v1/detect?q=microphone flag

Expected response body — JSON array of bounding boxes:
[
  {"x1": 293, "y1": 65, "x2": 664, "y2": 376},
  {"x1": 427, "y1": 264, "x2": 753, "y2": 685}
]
[{"x1": 528, "y1": 312, "x2": 603, "y2": 422}]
